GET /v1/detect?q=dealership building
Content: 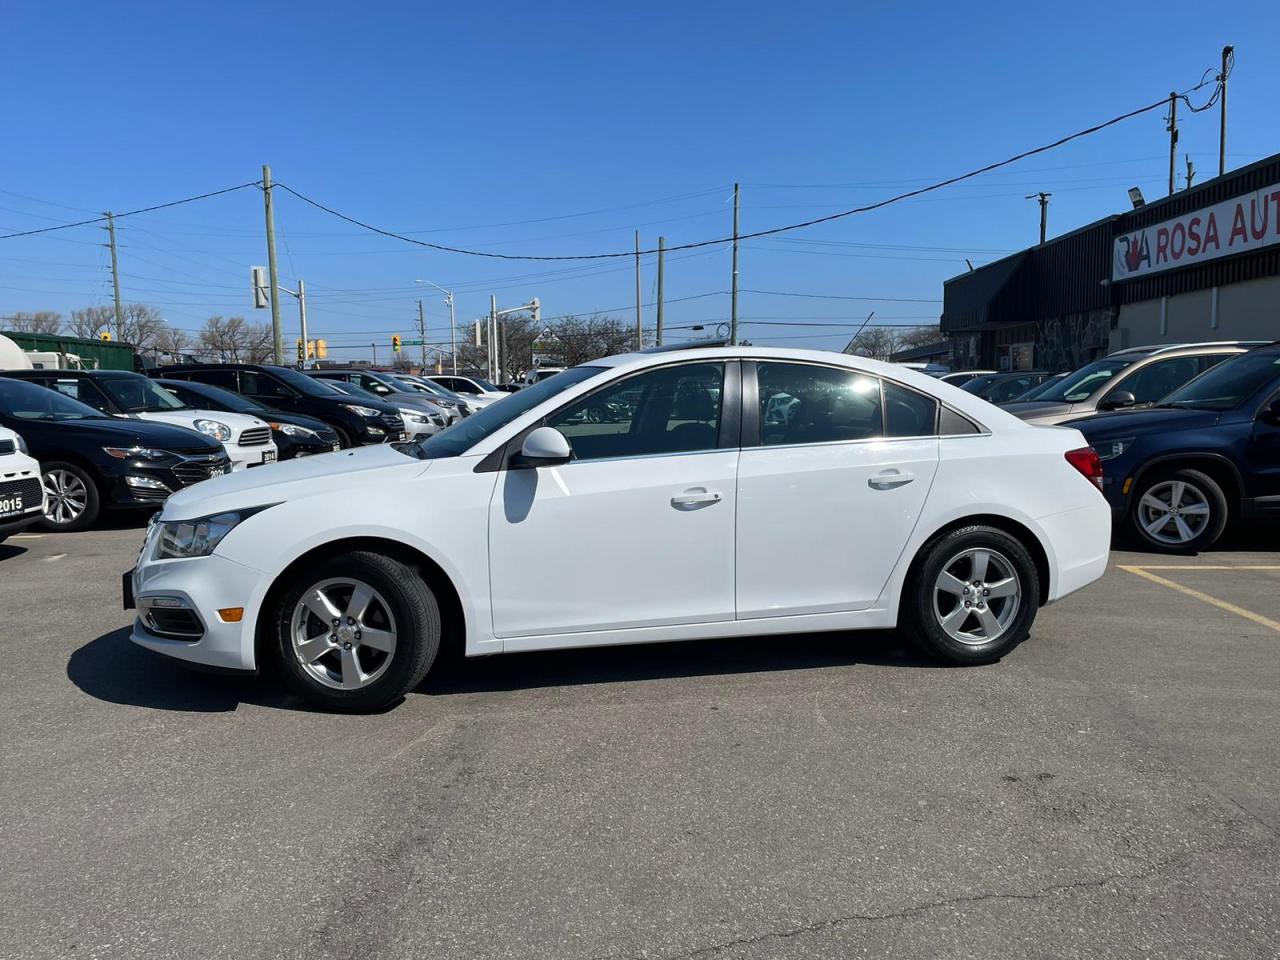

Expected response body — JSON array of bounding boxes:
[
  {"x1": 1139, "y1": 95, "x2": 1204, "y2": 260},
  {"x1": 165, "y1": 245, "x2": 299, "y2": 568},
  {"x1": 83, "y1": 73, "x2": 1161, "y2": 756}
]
[{"x1": 941, "y1": 152, "x2": 1280, "y2": 371}]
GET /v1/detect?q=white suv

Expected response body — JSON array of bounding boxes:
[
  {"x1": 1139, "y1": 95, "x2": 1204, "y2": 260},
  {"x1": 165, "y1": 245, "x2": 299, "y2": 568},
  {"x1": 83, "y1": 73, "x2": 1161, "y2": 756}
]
[
  {"x1": 0, "y1": 425, "x2": 45, "y2": 543},
  {"x1": 127, "y1": 345, "x2": 1110, "y2": 713}
]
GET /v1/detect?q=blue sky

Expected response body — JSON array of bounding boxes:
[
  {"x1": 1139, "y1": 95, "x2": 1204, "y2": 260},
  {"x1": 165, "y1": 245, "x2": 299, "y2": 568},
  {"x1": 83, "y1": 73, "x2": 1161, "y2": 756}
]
[{"x1": 1, "y1": 0, "x2": 1275, "y2": 358}]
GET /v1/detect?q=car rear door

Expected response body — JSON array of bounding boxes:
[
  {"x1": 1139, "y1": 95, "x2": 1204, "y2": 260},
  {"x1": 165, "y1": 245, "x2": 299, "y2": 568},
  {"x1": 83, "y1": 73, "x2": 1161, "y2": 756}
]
[
  {"x1": 735, "y1": 361, "x2": 940, "y2": 617},
  {"x1": 488, "y1": 360, "x2": 739, "y2": 640}
]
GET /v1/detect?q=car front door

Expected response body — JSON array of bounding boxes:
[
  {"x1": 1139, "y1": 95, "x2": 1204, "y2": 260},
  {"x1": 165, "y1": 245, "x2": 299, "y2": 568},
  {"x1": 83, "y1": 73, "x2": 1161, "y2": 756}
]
[
  {"x1": 736, "y1": 362, "x2": 940, "y2": 617},
  {"x1": 488, "y1": 361, "x2": 738, "y2": 640},
  {"x1": 1247, "y1": 386, "x2": 1280, "y2": 514}
]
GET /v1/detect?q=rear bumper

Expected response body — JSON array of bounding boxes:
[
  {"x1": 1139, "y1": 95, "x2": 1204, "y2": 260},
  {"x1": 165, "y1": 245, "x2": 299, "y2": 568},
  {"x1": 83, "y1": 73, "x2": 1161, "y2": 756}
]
[
  {"x1": 1037, "y1": 501, "x2": 1112, "y2": 603},
  {"x1": 0, "y1": 509, "x2": 43, "y2": 536},
  {"x1": 227, "y1": 440, "x2": 279, "y2": 470}
]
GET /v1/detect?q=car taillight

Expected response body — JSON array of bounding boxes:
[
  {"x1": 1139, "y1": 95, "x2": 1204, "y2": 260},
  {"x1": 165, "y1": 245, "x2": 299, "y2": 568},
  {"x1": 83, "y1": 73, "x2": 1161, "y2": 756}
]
[{"x1": 1064, "y1": 446, "x2": 1104, "y2": 492}]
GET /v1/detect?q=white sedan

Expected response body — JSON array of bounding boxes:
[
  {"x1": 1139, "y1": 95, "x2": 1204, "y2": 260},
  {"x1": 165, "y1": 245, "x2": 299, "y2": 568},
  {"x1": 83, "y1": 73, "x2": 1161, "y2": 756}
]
[{"x1": 126, "y1": 346, "x2": 1111, "y2": 712}]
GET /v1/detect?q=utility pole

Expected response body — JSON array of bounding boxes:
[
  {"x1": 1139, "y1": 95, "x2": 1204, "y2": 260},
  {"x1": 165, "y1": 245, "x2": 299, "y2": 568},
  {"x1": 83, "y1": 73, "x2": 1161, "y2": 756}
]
[
  {"x1": 730, "y1": 183, "x2": 740, "y2": 345},
  {"x1": 1218, "y1": 45, "x2": 1233, "y2": 177},
  {"x1": 372, "y1": 341, "x2": 378, "y2": 366},
  {"x1": 1185, "y1": 155, "x2": 1196, "y2": 190},
  {"x1": 489, "y1": 295, "x2": 498, "y2": 383},
  {"x1": 262, "y1": 164, "x2": 284, "y2": 364},
  {"x1": 104, "y1": 211, "x2": 124, "y2": 339},
  {"x1": 447, "y1": 293, "x2": 456, "y2": 374},
  {"x1": 1026, "y1": 192, "x2": 1050, "y2": 245},
  {"x1": 417, "y1": 299, "x2": 427, "y2": 370},
  {"x1": 1167, "y1": 92, "x2": 1178, "y2": 196},
  {"x1": 634, "y1": 230, "x2": 642, "y2": 350},
  {"x1": 656, "y1": 235, "x2": 666, "y2": 347}
]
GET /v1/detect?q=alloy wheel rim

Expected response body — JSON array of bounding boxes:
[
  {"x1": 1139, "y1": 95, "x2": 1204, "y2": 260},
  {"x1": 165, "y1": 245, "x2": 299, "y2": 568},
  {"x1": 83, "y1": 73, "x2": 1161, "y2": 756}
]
[
  {"x1": 43, "y1": 469, "x2": 88, "y2": 526},
  {"x1": 290, "y1": 577, "x2": 397, "y2": 691},
  {"x1": 932, "y1": 548, "x2": 1022, "y2": 646},
  {"x1": 1137, "y1": 480, "x2": 1211, "y2": 545}
]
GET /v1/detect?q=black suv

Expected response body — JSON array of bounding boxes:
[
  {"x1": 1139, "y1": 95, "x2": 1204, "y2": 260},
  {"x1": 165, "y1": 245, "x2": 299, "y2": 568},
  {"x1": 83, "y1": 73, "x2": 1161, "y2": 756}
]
[
  {"x1": 0, "y1": 377, "x2": 230, "y2": 531},
  {"x1": 154, "y1": 364, "x2": 404, "y2": 447}
]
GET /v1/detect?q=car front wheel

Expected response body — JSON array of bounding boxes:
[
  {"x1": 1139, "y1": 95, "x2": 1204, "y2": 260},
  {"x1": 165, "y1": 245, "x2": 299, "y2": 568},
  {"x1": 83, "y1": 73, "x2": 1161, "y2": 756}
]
[
  {"x1": 273, "y1": 551, "x2": 440, "y2": 712},
  {"x1": 40, "y1": 462, "x2": 101, "y2": 532},
  {"x1": 1129, "y1": 468, "x2": 1228, "y2": 553},
  {"x1": 900, "y1": 526, "x2": 1040, "y2": 665}
]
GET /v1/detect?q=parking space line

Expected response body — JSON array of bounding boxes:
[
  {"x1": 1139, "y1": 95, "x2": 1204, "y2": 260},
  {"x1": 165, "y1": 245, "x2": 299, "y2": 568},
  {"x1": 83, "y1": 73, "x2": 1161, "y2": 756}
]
[
  {"x1": 1119, "y1": 565, "x2": 1280, "y2": 634},
  {"x1": 1122, "y1": 565, "x2": 1280, "y2": 571}
]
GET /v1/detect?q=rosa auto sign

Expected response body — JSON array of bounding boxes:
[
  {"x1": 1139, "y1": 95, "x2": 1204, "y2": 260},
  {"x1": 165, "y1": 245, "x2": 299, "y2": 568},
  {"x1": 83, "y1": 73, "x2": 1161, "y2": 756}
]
[{"x1": 1112, "y1": 182, "x2": 1280, "y2": 281}]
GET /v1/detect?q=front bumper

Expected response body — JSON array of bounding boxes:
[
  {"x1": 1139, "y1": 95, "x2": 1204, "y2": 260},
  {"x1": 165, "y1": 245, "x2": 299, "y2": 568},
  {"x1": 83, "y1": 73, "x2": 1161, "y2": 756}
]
[
  {"x1": 128, "y1": 551, "x2": 266, "y2": 672},
  {"x1": 0, "y1": 509, "x2": 43, "y2": 536},
  {"x1": 226, "y1": 440, "x2": 279, "y2": 470}
]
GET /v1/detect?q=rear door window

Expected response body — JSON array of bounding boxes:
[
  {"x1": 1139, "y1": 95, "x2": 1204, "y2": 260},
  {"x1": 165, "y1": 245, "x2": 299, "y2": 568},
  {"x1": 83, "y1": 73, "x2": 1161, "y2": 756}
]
[
  {"x1": 757, "y1": 362, "x2": 883, "y2": 445},
  {"x1": 1117, "y1": 356, "x2": 1206, "y2": 405}
]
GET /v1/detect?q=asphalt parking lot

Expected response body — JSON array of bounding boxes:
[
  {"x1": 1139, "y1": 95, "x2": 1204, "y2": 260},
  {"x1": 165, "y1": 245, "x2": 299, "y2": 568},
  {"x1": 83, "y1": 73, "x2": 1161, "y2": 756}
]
[{"x1": 2, "y1": 521, "x2": 1279, "y2": 960}]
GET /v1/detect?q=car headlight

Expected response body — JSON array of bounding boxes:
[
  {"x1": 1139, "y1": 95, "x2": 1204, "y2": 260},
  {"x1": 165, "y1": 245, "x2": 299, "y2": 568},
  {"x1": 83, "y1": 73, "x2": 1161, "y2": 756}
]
[
  {"x1": 154, "y1": 505, "x2": 275, "y2": 560},
  {"x1": 103, "y1": 446, "x2": 173, "y2": 462},
  {"x1": 342, "y1": 404, "x2": 381, "y2": 418},
  {"x1": 1096, "y1": 437, "x2": 1136, "y2": 461},
  {"x1": 15, "y1": 433, "x2": 29, "y2": 455},
  {"x1": 270, "y1": 422, "x2": 317, "y2": 439},
  {"x1": 194, "y1": 419, "x2": 232, "y2": 442},
  {"x1": 406, "y1": 413, "x2": 431, "y2": 424}
]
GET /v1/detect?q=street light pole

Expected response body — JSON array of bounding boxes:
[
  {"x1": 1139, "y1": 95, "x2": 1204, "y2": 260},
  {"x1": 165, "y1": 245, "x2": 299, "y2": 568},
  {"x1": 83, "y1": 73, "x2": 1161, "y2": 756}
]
[{"x1": 415, "y1": 279, "x2": 456, "y2": 374}]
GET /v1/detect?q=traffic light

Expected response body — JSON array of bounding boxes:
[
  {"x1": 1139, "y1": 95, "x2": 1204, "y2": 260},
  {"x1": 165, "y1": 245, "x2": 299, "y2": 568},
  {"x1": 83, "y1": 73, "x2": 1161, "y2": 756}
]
[
  {"x1": 100, "y1": 331, "x2": 112, "y2": 341},
  {"x1": 316, "y1": 339, "x2": 328, "y2": 359},
  {"x1": 392, "y1": 335, "x2": 402, "y2": 353},
  {"x1": 296, "y1": 338, "x2": 306, "y2": 360}
]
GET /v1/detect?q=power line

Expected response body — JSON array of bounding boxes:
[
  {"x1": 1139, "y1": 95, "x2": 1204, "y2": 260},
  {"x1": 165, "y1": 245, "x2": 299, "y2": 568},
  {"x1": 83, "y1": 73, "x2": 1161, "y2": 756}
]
[
  {"x1": 0, "y1": 182, "x2": 261, "y2": 240},
  {"x1": 271, "y1": 91, "x2": 1181, "y2": 261},
  {"x1": 742, "y1": 288, "x2": 942, "y2": 303}
]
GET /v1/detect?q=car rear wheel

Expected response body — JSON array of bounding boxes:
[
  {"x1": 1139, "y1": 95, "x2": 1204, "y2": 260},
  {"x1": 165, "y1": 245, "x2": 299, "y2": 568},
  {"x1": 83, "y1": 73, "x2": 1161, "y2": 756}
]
[
  {"x1": 273, "y1": 551, "x2": 440, "y2": 713},
  {"x1": 900, "y1": 526, "x2": 1040, "y2": 665},
  {"x1": 1129, "y1": 468, "x2": 1228, "y2": 553},
  {"x1": 39, "y1": 462, "x2": 100, "y2": 532}
]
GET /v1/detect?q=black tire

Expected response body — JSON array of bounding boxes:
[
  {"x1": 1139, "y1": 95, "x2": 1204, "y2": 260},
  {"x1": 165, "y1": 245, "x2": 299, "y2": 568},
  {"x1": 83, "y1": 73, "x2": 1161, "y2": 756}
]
[
  {"x1": 273, "y1": 551, "x2": 440, "y2": 713},
  {"x1": 1128, "y1": 468, "x2": 1228, "y2": 553},
  {"x1": 38, "y1": 461, "x2": 101, "y2": 532},
  {"x1": 332, "y1": 425, "x2": 355, "y2": 449},
  {"x1": 899, "y1": 525, "x2": 1040, "y2": 666}
]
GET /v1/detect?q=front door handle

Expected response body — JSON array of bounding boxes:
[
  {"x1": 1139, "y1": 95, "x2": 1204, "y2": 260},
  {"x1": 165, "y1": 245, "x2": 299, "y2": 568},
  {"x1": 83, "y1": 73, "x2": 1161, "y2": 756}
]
[
  {"x1": 671, "y1": 489, "x2": 723, "y2": 507},
  {"x1": 868, "y1": 471, "x2": 915, "y2": 490}
]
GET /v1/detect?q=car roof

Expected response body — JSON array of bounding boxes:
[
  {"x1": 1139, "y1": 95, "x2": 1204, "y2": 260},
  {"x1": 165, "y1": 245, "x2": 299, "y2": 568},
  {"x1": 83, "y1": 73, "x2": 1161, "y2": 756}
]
[
  {"x1": 3, "y1": 367, "x2": 137, "y2": 378},
  {"x1": 1106, "y1": 340, "x2": 1267, "y2": 359}
]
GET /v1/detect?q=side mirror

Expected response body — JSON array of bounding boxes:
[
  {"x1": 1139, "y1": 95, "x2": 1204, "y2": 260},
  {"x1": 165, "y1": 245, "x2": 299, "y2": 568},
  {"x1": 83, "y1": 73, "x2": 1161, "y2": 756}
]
[
  {"x1": 519, "y1": 426, "x2": 572, "y2": 466},
  {"x1": 1264, "y1": 397, "x2": 1280, "y2": 424},
  {"x1": 1100, "y1": 390, "x2": 1136, "y2": 411}
]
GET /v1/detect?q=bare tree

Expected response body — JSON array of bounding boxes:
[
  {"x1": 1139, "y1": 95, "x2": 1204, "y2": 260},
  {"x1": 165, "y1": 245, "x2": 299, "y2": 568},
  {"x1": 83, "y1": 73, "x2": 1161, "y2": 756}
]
[
  {"x1": 152, "y1": 325, "x2": 191, "y2": 361},
  {"x1": 198, "y1": 316, "x2": 251, "y2": 362},
  {"x1": 68, "y1": 306, "x2": 115, "y2": 339},
  {"x1": 244, "y1": 323, "x2": 275, "y2": 363},
  {"x1": 4, "y1": 311, "x2": 63, "y2": 334},
  {"x1": 117, "y1": 304, "x2": 166, "y2": 352},
  {"x1": 894, "y1": 325, "x2": 943, "y2": 349},
  {"x1": 844, "y1": 327, "x2": 900, "y2": 362}
]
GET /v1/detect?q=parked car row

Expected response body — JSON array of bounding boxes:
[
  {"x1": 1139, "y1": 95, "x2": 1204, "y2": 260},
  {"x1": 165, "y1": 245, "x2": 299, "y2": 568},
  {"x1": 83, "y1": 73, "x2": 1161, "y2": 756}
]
[
  {"x1": 0, "y1": 361, "x2": 523, "y2": 533},
  {"x1": 943, "y1": 340, "x2": 1279, "y2": 552}
]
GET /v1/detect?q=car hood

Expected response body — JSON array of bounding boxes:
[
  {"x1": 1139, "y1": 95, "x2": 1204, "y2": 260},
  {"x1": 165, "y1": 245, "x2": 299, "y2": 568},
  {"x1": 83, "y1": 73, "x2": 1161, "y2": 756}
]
[
  {"x1": 160, "y1": 442, "x2": 429, "y2": 519},
  {"x1": 256, "y1": 409, "x2": 334, "y2": 433},
  {"x1": 1000, "y1": 400, "x2": 1075, "y2": 420},
  {"x1": 133, "y1": 409, "x2": 269, "y2": 435},
  {"x1": 1072, "y1": 406, "x2": 1223, "y2": 438},
  {"x1": 31, "y1": 416, "x2": 224, "y2": 451}
]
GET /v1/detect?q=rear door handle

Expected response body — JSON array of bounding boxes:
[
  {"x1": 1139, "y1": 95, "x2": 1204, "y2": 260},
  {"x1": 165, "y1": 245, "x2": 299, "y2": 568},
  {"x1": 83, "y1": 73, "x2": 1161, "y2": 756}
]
[
  {"x1": 868, "y1": 471, "x2": 915, "y2": 490},
  {"x1": 671, "y1": 489, "x2": 723, "y2": 506}
]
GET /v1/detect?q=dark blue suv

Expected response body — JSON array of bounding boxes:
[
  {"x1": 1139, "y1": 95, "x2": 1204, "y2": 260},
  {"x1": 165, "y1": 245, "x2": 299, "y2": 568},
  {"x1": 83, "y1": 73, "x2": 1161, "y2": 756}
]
[{"x1": 1073, "y1": 345, "x2": 1280, "y2": 552}]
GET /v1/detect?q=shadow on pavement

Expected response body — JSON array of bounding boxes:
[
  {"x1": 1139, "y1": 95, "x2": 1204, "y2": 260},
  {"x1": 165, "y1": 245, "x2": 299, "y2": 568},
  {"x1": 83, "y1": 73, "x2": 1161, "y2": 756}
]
[
  {"x1": 0, "y1": 542, "x2": 29, "y2": 562},
  {"x1": 1113, "y1": 518, "x2": 1280, "y2": 557},
  {"x1": 67, "y1": 627, "x2": 304, "y2": 714},
  {"x1": 69, "y1": 626, "x2": 935, "y2": 712},
  {"x1": 419, "y1": 629, "x2": 934, "y2": 697}
]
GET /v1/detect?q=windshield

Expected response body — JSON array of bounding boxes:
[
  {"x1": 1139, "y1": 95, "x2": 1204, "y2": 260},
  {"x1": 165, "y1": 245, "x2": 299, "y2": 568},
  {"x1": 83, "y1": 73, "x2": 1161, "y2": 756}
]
[
  {"x1": 100, "y1": 376, "x2": 188, "y2": 413},
  {"x1": 1032, "y1": 358, "x2": 1133, "y2": 403},
  {"x1": 1158, "y1": 352, "x2": 1280, "y2": 411},
  {"x1": 0, "y1": 378, "x2": 106, "y2": 421},
  {"x1": 270, "y1": 366, "x2": 345, "y2": 398},
  {"x1": 159, "y1": 380, "x2": 263, "y2": 414},
  {"x1": 1016, "y1": 373, "x2": 1065, "y2": 401},
  {"x1": 320, "y1": 379, "x2": 385, "y2": 403},
  {"x1": 471, "y1": 378, "x2": 498, "y2": 391},
  {"x1": 960, "y1": 374, "x2": 1000, "y2": 394},
  {"x1": 414, "y1": 366, "x2": 604, "y2": 459}
]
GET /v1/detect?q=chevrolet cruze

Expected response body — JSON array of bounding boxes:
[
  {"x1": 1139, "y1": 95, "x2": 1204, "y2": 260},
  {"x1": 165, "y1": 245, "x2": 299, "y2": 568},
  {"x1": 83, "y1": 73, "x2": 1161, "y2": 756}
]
[{"x1": 126, "y1": 346, "x2": 1111, "y2": 712}]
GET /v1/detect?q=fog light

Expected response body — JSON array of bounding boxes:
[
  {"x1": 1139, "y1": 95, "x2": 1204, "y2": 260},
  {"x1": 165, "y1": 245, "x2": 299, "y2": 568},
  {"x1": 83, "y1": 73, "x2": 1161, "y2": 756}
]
[
  {"x1": 367, "y1": 426, "x2": 385, "y2": 436},
  {"x1": 217, "y1": 607, "x2": 244, "y2": 622},
  {"x1": 126, "y1": 474, "x2": 171, "y2": 491}
]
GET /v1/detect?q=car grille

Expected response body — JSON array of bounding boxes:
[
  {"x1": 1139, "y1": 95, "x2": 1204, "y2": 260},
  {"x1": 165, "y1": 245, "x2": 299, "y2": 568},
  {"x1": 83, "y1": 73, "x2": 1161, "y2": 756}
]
[
  {"x1": 238, "y1": 426, "x2": 272, "y2": 447},
  {"x1": 171, "y1": 454, "x2": 231, "y2": 486},
  {"x1": 0, "y1": 476, "x2": 42, "y2": 507}
]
